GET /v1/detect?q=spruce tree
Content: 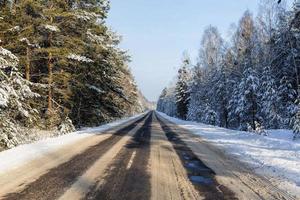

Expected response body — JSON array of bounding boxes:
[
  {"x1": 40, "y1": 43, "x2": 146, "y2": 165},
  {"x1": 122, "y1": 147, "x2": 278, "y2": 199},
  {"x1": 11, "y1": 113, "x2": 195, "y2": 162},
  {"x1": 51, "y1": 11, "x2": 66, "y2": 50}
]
[
  {"x1": 238, "y1": 65, "x2": 260, "y2": 131},
  {"x1": 260, "y1": 66, "x2": 281, "y2": 128},
  {"x1": 293, "y1": 98, "x2": 300, "y2": 140},
  {"x1": 187, "y1": 66, "x2": 205, "y2": 122},
  {"x1": 175, "y1": 56, "x2": 191, "y2": 120}
]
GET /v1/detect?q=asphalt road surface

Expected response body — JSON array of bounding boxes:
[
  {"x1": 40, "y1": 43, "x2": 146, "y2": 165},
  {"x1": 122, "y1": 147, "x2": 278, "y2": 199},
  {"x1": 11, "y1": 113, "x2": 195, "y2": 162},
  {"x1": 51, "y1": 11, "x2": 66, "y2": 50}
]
[{"x1": 0, "y1": 111, "x2": 296, "y2": 200}]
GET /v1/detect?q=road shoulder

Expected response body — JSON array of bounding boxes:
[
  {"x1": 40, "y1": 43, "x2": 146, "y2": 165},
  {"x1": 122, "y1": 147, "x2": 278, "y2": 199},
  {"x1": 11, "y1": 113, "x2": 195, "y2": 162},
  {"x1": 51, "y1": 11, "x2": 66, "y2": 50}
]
[
  {"x1": 156, "y1": 112, "x2": 296, "y2": 200},
  {"x1": 0, "y1": 113, "x2": 148, "y2": 198}
]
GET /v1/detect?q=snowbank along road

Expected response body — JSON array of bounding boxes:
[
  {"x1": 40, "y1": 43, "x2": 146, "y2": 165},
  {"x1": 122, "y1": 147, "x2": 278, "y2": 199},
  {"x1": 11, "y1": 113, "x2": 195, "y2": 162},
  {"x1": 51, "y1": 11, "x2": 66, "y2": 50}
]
[{"x1": 0, "y1": 111, "x2": 296, "y2": 200}]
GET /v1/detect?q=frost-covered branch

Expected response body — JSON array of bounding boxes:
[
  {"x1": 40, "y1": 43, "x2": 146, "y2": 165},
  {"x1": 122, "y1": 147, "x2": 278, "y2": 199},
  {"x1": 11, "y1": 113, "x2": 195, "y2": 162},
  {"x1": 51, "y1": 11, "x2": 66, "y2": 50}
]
[
  {"x1": 44, "y1": 25, "x2": 60, "y2": 32},
  {"x1": 86, "y1": 84, "x2": 105, "y2": 94},
  {"x1": 67, "y1": 53, "x2": 94, "y2": 63}
]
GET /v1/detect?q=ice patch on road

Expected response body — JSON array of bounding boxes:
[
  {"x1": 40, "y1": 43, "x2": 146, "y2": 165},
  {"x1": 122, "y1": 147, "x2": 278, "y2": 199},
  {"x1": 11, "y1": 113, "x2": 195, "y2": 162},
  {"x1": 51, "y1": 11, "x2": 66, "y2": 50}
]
[
  {"x1": 157, "y1": 112, "x2": 300, "y2": 198},
  {"x1": 0, "y1": 113, "x2": 145, "y2": 174}
]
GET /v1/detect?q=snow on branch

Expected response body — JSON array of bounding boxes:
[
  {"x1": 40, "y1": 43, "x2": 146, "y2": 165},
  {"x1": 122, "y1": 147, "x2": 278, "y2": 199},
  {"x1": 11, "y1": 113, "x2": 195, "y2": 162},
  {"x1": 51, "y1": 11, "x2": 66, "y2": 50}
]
[
  {"x1": 44, "y1": 25, "x2": 60, "y2": 32},
  {"x1": 86, "y1": 84, "x2": 105, "y2": 94},
  {"x1": 67, "y1": 53, "x2": 94, "y2": 63},
  {"x1": 106, "y1": 28, "x2": 122, "y2": 45},
  {"x1": 19, "y1": 38, "x2": 40, "y2": 48},
  {"x1": 75, "y1": 11, "x2": 102, "y2": 23},
  {"x1": 8, "y1": 26, "x2": 20, "y2": 32},
  {"x1": 86, "y1": 29, "x2": 104, "y2": 44},
  {"x1": 0, "y1": 86, "x2": 10, "y2": 107},
  {"x1": 0, "y1": 47, "x2": 18, "y2": 69}
]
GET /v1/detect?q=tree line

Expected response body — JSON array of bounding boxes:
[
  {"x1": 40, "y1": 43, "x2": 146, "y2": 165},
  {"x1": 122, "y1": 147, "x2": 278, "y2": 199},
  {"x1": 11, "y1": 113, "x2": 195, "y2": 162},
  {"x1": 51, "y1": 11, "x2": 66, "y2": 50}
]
[
  {"x1": 157, "y1": 0, "x2": 300, "y2": 139},
  {"x1": 0, "y1": 0, "x2": 146, "y2": 149}
]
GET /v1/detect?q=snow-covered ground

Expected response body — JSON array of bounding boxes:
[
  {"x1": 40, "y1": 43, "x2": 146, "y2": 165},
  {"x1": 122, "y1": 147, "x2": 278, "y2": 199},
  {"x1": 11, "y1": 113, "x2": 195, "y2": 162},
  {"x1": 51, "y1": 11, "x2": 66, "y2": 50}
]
[
  {"x1": 158, "y1": 112, "x2": 300, "y2": 198},
  {"x1": 0, "y1": 113, "x2": 144, "y2": 174}
]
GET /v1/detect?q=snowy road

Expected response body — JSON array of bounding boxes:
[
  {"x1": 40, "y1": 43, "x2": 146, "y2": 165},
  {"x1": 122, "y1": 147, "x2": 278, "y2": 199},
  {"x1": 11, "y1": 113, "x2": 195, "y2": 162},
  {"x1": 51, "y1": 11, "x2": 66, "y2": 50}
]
[{"x1": 0, "y1": 111, "x2": 296, "y2": 200}]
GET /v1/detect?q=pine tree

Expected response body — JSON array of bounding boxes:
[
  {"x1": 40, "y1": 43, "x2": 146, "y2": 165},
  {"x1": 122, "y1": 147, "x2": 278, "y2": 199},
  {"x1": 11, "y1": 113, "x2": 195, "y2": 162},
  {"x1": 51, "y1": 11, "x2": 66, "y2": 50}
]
[
  {"x1": 228, "y1": 84, "x2": 242, "y2": 128},
  {"x1": 0, "y1": 46, "x2": 40, "y2": 149},
  {"x1": 238, "y1": 65, "x2": 260, "y2": 131},
  {"x1": 293, "y1": 98, "x2": 300, "y2": 140},
  {"x1": 157, "y1": 86, "x2": 177, "y2": 117},
  {"x1": 175, "y1": 56, "x2": 191, "y2": 120},
  {"x1": 215, "y1": 62, "x2": 230, "y2": 127},
  {"x1": 157, "y1": 88, "x2": 167, "y2": 113},
  {"x1": 203, "y1": 104, "x2": 218, "y2": 126},
  {"x1": 0, "y1": 0, "x2": 141, "y2": 129},
  {"x1": 229, "y1": 11, "x2": 260, "y2": 130},
  {"x1": 291, "y1": 2, "x2": 300, "y2": 139},
  {"x1": 272, "y1": 6, "x2": 299, "y2": 128},
  {"x1": 260, "y1": 66, "x2": 281, "y2": 128},
  {"x1": 187, "y1": 87, "x2": 205, "y2": 122},
  {"x1": 187, "y1": 66, "x2": 206, "y2": 122}
]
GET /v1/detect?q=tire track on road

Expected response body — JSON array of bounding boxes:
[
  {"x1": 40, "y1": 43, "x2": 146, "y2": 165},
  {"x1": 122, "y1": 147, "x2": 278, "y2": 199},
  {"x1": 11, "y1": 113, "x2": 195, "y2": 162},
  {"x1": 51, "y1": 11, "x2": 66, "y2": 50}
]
[
  {"x1": 156, "y1": 112, "x2": 297, "y2": 200},
  {"x1": 3, "y1": 113, "x2": 150, "y2": 200},
  {"x1": 156, "y1": 113, "x2": 237, "y2": 200},
  {"x1": 84, "y1": 112, "x2": 153, "y2": 200},
  {"x1": 150, "y1": 113, "x2": 201, "y2": 200}
]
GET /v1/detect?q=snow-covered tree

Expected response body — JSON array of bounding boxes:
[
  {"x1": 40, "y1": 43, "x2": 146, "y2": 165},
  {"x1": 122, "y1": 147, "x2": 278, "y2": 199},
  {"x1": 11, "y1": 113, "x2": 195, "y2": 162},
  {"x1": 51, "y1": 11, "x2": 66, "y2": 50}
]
[
  {"x1": 158, "y1": 1, "x2": 300, "y2": 141},
  {"x1": 157, "y1": 86, "x2": 177, "y2": 117},
  {"x1": 215, "y1": 55, "x2": 231, "y2": 128},
  {"x1": 292, "y1": 98, "x2": 300, "y2": 140},
  {"x1": 187, "y1": 65, "x2": 206, "y2": 122},
  {"x1": 0, "y1": 47, "x2": 39, "y2": 148},
  {"x1": 260, "y1": 66, "x2": 281, "y2": 128},
  {"x1": 271, "y1": 8, "x2": 299, "y2": 127},
  {"x1": 228, "y1": 11, "x2": 261, "y2": 130},
  {"x1": 203, "y1": 104, "x2": 219, "y2": 126},
  {"x1": 175, "y1": 55, "x2": 191, "y2": 120},
  {"x1": 0, "y1": 0, "x2": 141, "y2": 129},
  {"x1": 237, "y1": 66, "x2": 261, "y2": 130},
  {"x1": 187, "y1": 26, "x2": 224, "y2": 124}
]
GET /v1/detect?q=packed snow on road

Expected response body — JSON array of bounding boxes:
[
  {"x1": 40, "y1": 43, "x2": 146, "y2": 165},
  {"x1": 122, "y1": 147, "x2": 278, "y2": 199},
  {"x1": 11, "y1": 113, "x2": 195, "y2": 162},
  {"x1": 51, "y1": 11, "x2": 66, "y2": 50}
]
[
  {"x1": 158, "y1": 112, "x2": 300, "y2": 198},
  {"x1": 0, "y1": 113, "x2": 144, "y2": 175}
]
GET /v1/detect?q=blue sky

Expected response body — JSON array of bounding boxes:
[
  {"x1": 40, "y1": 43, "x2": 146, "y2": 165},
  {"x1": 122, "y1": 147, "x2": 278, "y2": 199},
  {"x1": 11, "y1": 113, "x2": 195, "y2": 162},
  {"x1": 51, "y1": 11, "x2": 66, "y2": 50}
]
[{"x1": 107, "y1": 0, "x2": 293, "y2": 101}]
